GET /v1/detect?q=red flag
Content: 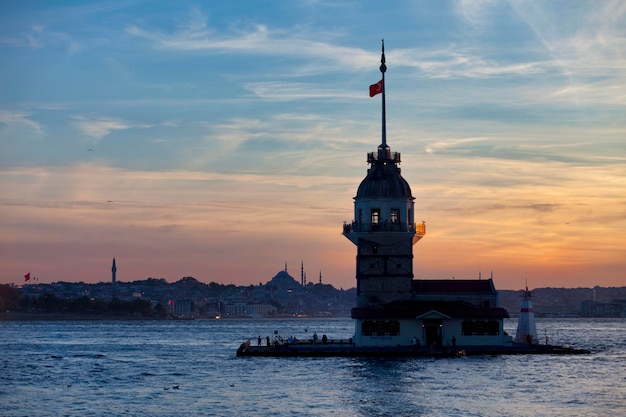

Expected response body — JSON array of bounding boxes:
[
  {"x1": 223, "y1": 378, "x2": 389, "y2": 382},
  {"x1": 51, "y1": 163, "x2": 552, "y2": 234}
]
[
  {"x1": 24, "y1": 272, "x2": 30, "y2": 282},
  {"x1": 369, "y1": 79, "x2": 383, "y2": 97}
]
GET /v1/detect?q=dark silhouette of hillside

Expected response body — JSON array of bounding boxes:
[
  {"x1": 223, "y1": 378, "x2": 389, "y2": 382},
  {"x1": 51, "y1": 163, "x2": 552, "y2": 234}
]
[
  {"x1": 1, "y1": 270, "x2": 356, "y2": 318},
  {"x1": 2, "y1": 274, "x2": 624, "y2": 319}
]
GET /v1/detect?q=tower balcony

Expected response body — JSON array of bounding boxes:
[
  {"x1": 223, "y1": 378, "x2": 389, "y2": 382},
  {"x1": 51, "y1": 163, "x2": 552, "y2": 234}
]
[
  {"x1": 343, "y1": 221, "x2": 425, "y2": 234},
  {"x1": 342, "y1": 221, "x2": 425, "y2": 245},
  {"x1": 367, "y1": 150, "x2": 400, "y2": 164}
]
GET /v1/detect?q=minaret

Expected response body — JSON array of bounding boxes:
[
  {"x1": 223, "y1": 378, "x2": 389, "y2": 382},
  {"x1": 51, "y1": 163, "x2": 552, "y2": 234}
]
[
  {"x1": 514, "y1": 285, "x2": 538, "y2": 344},
  {"x1": 319, "y1": 271, "x2": 322, "y2": 284},
  {"x1": 111, "y1": 258, "x2": 117, "y2": 297},
  {"x1": 343, "y1": 40, "x2": 426, "y2": 311},
  {"x1": 301, "y1": 261, "x2": 304, "y2": 286}
]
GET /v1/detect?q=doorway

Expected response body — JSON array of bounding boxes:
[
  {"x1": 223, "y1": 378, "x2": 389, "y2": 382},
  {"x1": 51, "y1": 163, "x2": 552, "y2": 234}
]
[{"x1": 423, "y1": 319, "x2": 443, "y2": 346}]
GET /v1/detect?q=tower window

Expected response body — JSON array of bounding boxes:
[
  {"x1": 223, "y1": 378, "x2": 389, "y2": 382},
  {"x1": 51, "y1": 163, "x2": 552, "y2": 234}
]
[
  {"x1": 390, "y1": 208, "x2": 400, "y2": 223},
  {"x1": 371, "y1": 208, "x2": 380, "y2": 225}
]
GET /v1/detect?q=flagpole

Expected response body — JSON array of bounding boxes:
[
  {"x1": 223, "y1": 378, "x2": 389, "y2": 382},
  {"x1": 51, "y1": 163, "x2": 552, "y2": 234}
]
[{"x1": 380, "y1": 39, "x2": 387, "y2": 149}]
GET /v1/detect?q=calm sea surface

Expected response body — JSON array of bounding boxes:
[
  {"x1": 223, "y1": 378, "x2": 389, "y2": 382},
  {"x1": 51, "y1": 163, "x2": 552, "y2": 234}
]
[{"x1": 1, "y1": 318, "x2": 624, "y2": 417}]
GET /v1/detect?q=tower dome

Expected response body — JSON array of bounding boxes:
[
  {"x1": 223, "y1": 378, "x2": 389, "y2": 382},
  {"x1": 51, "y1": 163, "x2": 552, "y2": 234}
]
[{"x1": 356, "y1": 146, "x2": 413, "y2": 199}]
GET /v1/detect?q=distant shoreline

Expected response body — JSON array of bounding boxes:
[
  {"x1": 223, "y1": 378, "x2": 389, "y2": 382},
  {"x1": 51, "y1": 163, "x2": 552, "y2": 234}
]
[
  {"x1": 0, "y1": 312, "x2": 169, "y2": 321},
  {"x1": 0, "y1": 312, "x2": 624, "y2": 322}
]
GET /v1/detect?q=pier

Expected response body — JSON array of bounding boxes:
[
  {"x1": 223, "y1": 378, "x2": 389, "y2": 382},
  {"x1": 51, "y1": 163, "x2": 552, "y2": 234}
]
[{"x1": 237, "y1": 339, "x2": 590, "y2": 358}]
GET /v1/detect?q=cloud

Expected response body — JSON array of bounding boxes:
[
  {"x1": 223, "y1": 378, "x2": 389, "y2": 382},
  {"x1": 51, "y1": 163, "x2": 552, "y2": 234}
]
[
  {"x1": 0, "y1": 26, "x2": 44, "y2": 48},
  {"x1": 127, "y1": 11, "x2": 548, "y2": 81},
  {"x1": 424, "y1": 137, "x2": 493, "y2": 154},
  {"x1": 450, "y1": 0, "x2": 626, "y2": 107},
  {"x1": 0, "y1": 24, "x2": 81, "y2": 55},
  {"x1": 510, "y1": 1, "x2": 626, "y2": 92},
  {"x1": 71, "y1": 116, "x2": 149, "y2": 140},
  {"x1": 0, "y1": 109, "x2": 43, "y2": 133},
  {"x1": 456, "y1": 0, "x2": 501, "y2": 26},
  {"x1": 126, "y1": 13, "x2": 376, "y2": 73},
  {"x1": 242, "y1": 81, "x2": 361, "y2": 101}
]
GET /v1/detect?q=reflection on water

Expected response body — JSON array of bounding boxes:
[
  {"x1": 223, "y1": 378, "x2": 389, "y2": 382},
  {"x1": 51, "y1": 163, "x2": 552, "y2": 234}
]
[{"x1": 1, "y1": 318, "x2": 624, "y2": 416}]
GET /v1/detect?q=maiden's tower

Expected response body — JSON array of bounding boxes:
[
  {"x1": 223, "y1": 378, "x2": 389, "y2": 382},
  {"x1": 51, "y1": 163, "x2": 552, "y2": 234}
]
[
  {"x1": 236, "y1": 42, "x2": 589, "y2": 357},
  {"x1": 343, "y1": 41, "x2": 510, "y2": 349}
]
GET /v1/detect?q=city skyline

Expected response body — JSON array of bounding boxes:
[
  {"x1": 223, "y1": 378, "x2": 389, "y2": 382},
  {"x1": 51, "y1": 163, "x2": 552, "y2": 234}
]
[{"x1": 1, "y1": 1, "x2": 625, "y2": 290}]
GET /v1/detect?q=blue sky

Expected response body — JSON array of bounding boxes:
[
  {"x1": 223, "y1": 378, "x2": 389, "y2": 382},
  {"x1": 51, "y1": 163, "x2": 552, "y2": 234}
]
[{"x1": 1, "y1": 0, "x2": 625, "y2": 289}]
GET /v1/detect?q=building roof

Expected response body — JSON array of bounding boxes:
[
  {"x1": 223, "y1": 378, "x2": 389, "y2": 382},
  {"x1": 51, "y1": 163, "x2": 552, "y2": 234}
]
[
  {"x1": 413, "y1": 279, "x2": 496, "y2": 294},
  {"x1": 352, "y1": 300, "x2": 509, "y2": 320}
]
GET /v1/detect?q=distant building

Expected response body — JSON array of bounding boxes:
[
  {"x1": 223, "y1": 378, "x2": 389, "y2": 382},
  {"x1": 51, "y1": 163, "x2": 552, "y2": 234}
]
[
  {"x1": 170, "y1": 299, "x2": 194, "y2": 317},
  {"x1": 581, "y1": 299, "x2": 626, "y2": 317},
  {"x1": 111, "y1": 258, "x2": 117, "y2": 297},
  {"x1": 224, "y1": 303, "x2": 277, "y2": 318}
]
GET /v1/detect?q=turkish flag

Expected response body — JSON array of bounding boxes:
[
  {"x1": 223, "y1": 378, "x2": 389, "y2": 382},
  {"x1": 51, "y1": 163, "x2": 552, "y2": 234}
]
[
  {"x1": 369, "y1": 80, "x2": 383, "y2": 97},
  {"x1": 24, "y1": 272, "x2": 30, "y2": 282}
]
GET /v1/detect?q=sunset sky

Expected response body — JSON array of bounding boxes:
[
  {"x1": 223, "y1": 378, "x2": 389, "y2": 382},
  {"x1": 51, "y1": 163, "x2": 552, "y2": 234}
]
[{"x1": 1, "y1": 1, "x2": 625, "y2": 290}]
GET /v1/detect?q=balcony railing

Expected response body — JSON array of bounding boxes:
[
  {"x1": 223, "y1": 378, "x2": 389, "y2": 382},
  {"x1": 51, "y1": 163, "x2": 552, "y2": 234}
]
[{"x1": 343, "y1": 221, "x2": 425, "y2": 235}]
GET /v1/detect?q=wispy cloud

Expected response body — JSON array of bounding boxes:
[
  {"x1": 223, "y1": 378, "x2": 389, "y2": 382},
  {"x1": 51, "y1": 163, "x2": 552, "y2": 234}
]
[
  {"x1": 0, "y1": 109, "x2": 42, "y2": 133},
  {"x1": 72, "y1": 116, "x2": 150, "y2": 140},
  {"x1": 424, "y1": 137, "x2": 493, "y2": 154},
  {"x1": 395, "y1": 47, "x2": 546, "y2": 79},
  {"x1": 126, "y1": 12, "x2": 377, "y2": 72},
  {"x1": 242, "y1": 81, "x2": 361, "y2": 101},
  {"x1": 0, "y1": 25, "x2": 82, "y2": 55},
  {"x1": 0, "y1": 25, "x2": 45, "y2": 48},
  {"x1": 127, "y1": 11, "x2": 548, "y2": 80},
  {"x1": 510, "y1": 1, "x2": 626, "y2": 96},
  {"x1": 456, "y1": 0, "x2": 501, "y2": 26}
]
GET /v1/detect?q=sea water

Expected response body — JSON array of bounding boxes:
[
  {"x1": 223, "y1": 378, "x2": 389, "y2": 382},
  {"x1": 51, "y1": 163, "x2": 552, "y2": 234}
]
[{"x1": 1, "y1": 318, "x2": 624, "y2": 416}]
